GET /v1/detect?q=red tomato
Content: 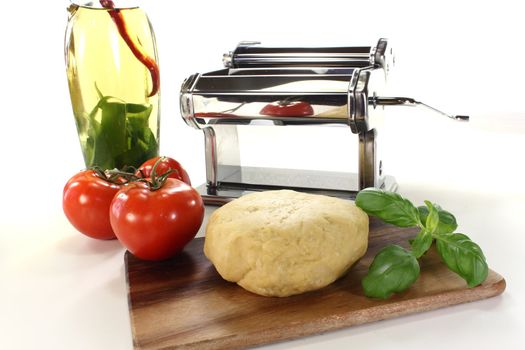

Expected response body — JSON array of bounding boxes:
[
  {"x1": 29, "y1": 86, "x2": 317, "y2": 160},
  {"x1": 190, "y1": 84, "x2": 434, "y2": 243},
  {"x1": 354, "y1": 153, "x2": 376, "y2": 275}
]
[
  {"x1": 260, "y1": 101, "x2": 314, "y2": 117},
  {"x1": 110, "y1": 178, "x2": 204, "y2": 260},
  {"x1": 63, "y1": 170, "x2": 120, "y2": 240},
  {"x1": 137, "y1": 156, "x2": 191, "y2": 186}
]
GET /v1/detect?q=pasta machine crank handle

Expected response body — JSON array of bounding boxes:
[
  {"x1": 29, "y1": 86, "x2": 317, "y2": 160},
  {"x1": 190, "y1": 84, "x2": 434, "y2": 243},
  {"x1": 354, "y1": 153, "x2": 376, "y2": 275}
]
[{"x1": 371, "y1": 96, "x2": 470, "y2": 121}]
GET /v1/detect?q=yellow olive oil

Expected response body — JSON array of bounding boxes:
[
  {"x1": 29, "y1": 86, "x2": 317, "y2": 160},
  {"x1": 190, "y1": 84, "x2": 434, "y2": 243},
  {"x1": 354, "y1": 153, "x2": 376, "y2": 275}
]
[{"x1": 65, "y1": 5, "x2": 160, "y2": 170}]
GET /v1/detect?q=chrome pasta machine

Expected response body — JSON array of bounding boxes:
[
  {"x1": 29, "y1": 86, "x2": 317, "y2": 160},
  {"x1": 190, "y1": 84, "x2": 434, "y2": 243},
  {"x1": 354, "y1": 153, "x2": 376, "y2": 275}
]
[{"x1": 180, "y1": 39, "x2": 468, "y2": 205}]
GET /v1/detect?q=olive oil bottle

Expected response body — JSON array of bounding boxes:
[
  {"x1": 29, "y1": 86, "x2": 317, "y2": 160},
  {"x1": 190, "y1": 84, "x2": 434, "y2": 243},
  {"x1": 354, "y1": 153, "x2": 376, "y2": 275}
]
[{"x1": 65, "y1": 1, "x2": 160, "y2": 170}]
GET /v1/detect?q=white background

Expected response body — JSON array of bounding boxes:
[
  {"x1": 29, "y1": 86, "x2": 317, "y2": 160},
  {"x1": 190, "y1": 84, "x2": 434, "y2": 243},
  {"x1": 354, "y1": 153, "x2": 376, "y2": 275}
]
[{"x1": 1, "y1": 0, "x2": 524, "y2": 349}]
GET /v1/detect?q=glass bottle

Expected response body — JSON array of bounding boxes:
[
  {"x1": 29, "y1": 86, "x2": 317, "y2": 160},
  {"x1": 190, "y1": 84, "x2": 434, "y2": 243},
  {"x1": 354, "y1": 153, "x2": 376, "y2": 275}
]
[{"x1": 65, "y1": 0, "x2": 160, "y2": 170}]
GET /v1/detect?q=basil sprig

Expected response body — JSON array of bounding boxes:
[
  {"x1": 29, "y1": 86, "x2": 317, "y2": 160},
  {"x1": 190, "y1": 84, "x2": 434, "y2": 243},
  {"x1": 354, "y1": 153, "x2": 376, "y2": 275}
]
[
  {"x1": 77, "y1": 85, "x2": 159, "y2": 171},
  {"x1": 84, "y1": 96, "x2": 158, "y2": 170},
  {"x1": 355, "y1": 188, "x2": 488, "y2": 299}
]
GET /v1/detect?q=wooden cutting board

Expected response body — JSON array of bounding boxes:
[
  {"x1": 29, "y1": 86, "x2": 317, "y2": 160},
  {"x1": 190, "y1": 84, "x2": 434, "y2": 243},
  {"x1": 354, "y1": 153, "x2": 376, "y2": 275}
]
[{"x1": 125, "y1": 218, "x2": 505, "y2": 350}]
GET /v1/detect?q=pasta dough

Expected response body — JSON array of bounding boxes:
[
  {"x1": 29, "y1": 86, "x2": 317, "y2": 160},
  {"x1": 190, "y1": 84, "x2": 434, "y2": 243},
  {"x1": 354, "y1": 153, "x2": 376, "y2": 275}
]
[{"x1": 204, "y1": 190, "x2": 369, "y2": 297}]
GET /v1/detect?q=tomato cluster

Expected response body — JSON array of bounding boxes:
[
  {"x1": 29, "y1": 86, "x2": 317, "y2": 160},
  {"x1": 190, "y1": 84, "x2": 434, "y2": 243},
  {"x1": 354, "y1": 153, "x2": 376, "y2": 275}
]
[{"x1": 62, "y1": 157, "x2": 204, "y2": 261}]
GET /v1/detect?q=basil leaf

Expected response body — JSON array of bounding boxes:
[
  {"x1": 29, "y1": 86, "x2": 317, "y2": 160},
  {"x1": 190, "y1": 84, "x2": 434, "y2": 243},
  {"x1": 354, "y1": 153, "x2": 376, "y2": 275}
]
[
  {"x1": 91, "y1": 101, "x2": 128, "y2": 169},
  {"x1": 83, "y1": 94, "x2": 158, "y2": 170},
  {"x1": 424, "y1": 201, "x2": 440, "y2": 233},
  {"x1": 362, "y1": 245, "x2": 420, "y2": 299},
  {"x1": 114, "y1": 103, "x2": 157, "y2": 169},
  {"x1": 418, "y1": 206, "x2": 458, "y2": 234},
  {"x1": 355, "y1": 188, "x2": 421, "y2": 227},
  {"x1": 410, "y1": 229, "x2": 433, "y2": 258},
  {"x1": 435, "y1": 233, "x2": 488, "y2": 287},
  {"x1": 101, "y1": 102, "x2": 128, "y2": 156}
]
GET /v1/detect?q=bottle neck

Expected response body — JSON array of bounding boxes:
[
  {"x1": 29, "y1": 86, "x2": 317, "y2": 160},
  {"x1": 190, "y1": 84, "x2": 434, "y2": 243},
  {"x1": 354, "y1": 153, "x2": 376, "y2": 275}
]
[{"x1": 70, "y1": 0, "x2": 140, "y2": 9}]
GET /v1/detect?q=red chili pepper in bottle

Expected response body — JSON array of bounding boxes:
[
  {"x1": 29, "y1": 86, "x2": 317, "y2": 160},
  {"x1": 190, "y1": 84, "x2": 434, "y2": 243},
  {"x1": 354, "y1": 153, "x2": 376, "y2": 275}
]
[{"x1": 100, "y1": 0, "x2": 160, "y2": 97}]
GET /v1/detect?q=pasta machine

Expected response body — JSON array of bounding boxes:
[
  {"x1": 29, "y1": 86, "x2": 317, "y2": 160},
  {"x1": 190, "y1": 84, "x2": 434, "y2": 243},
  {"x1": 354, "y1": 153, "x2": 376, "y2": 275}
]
[{"x1": 180, "y1": 39, "x2": 468, "y2": 205}]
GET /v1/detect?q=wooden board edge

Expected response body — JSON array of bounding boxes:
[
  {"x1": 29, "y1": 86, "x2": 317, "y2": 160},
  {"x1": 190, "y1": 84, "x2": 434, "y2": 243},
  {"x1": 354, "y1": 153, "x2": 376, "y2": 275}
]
[
  {"x1": 124, "y1": 251, "x2": 143, "y2": 350},
  {"x1": 168, "y1": 275, "x2": 506, "y2": 350}
]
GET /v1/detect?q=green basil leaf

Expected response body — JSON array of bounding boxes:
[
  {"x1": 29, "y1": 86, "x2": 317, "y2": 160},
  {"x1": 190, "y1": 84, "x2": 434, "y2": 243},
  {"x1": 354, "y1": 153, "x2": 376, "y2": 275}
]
[
  {"x1": 410, "y1": 229, "x2": 433, "y2": 258},
  {"x1": 101, "y1": 102, "x2": 128, "y2": 157},
  {"x1": 355, "y1": 188, "x2": 421, "y2": 227},
  {"x1": 126, "y1": 102, "x2": 153, "y2": 116},
  {"x1": 114, "y1": 102, "x2": 157, "y2": 169},
  {"x1": 435, "y1": 233, "x2": 488, "y2": 287},
  {"x1": 424, "y1": 201, "x2": 440, "y2": 233},
  {"x1": 94, "y1": 82, "x2": 104, "y2": 100},
  {"x1": 88, "y1": 100, "x2": 127, "y2": 169},
  {"x1": 418, "y1": 206, "x2": 458, "y2": 234},
  {"x1": 85, "y1": 94, "x2": 158, "y2": 170},
  {"x1": 362, "y1": 245, "x2": 420, "y2": 299}
]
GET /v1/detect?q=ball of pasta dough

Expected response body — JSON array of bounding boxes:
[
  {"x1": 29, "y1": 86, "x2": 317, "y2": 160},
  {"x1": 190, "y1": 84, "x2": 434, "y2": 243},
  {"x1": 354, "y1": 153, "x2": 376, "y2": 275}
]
[{"x1": 204, "y1": 190, "x2": 369, "y2": 297}]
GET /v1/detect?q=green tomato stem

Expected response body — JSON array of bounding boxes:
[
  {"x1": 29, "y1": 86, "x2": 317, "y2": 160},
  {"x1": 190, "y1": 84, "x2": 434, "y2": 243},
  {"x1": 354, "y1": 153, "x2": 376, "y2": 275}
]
[
  {"x1": 90, "y1": 166, "x2": 140, "y2": 184},
  {"x1": 146, "y1": 157, "x2": 177, "y2": 191}
]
